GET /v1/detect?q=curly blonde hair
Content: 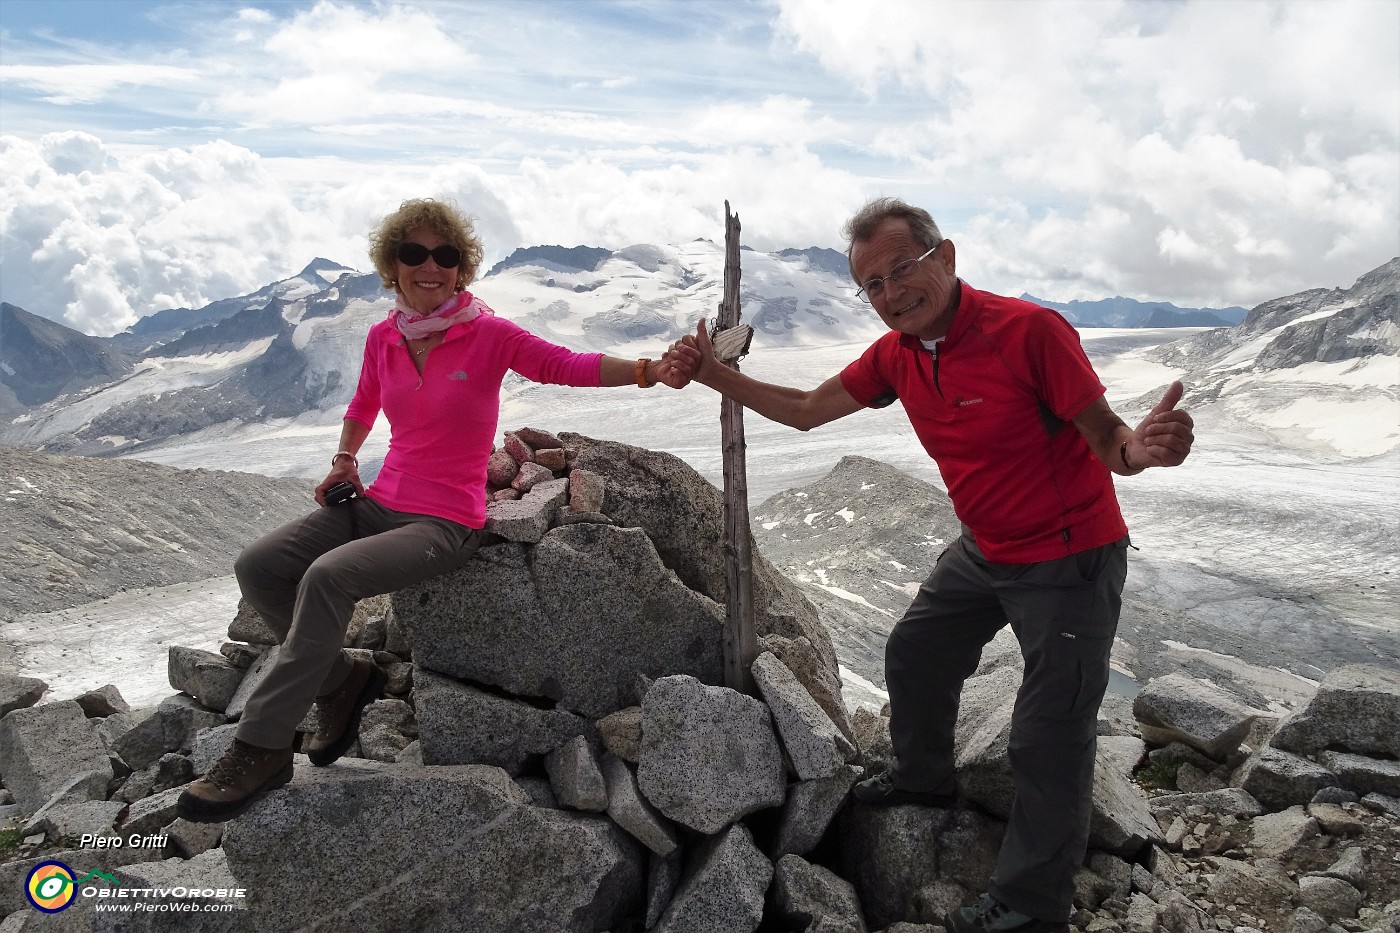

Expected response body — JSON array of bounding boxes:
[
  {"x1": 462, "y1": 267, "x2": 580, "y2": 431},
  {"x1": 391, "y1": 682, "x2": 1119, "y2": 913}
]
[{"x1": 368, "y1": 198, "x2": 486, "y2": 291}]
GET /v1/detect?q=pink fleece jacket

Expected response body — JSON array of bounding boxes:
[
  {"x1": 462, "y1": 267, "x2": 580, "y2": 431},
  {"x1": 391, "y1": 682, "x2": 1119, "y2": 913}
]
[{"x1": 344, "y1": 312, "x2": 602, "y2": 528}]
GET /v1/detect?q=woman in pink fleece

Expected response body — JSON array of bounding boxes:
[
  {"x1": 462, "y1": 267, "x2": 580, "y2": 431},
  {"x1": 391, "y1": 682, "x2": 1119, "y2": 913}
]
[{"x1": 179, "y1": 198, "x2": 688, "y2": 823}]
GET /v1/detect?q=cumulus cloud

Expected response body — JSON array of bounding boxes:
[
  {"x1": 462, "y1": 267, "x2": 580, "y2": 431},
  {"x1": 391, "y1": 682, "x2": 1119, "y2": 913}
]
[
  {"x1": 0, "y1": 0, "x2": 1394, "y2": 328},
  {"x1": 774, "y1": 0, "x2": 1400, "y2": 305},
  {"x1": 0, "y1": 130, "x2": 529, "y2": 336},
  {"x1": 1, "y1": 134, "x2": 322, "y2": 335}
]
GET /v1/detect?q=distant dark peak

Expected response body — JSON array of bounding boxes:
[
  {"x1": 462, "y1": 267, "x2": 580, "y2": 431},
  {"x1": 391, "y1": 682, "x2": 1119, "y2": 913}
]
[
  {"x1": 1021, "y1": 293, "x2": 1246, "y2": 327},
  {"x1": 487, "y1": 246, "x2": 612, "y2": 276},
  {"x1": 298, "y1": 258, "x2": 354, "y2": 277},
  {"x1": 0, "y1": 302, "x2": 135, "y2": 406},
  {"x1": 777, "y1": 247, "x2": 850, "y2": 279},
  {"x1": 149, "y1": 302, "x2": 289, "y2": 358},
  {"x1": 1141, "y1": 308, "x2": 1231, "y2": 328}
]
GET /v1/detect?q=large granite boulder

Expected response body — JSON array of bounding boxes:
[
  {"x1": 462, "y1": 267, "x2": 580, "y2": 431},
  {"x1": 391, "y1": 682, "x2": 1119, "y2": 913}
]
[
  {"x1": 752, "y1": 650, "x2": 854, "y2": 780},
  {"x1": 562, "y1": 434, "x2": 839, "y2": 674},
  {"x1": 1237, "y1": 746, "x2": 1342, "y2": 811},
  {"x1": 0, "y1": 700, "x2": 114, "y2": 813},
  {"x1": 399, "y1": 524, "x2": 726, "y2": 719},
  {"x1": 0, "y1": 672, "x2": 47, "y2": 716},
  {"x1": 651, "y1": 824, "x2": 773, "y2": 933},
  {"x1": 414, "y1": 669, "x2": 594, "y2": 775},
  {"x1": 636, "y1": 675, "x2": 786, "y2": 834},
  {"x1": 835, "y1": 803, "x2": 1002, "y2": 930},
  {"x1": 222, "y1": 759, "x2": 643, "y2": 933},
  {"x1": 1132, "y1": 672, "x2": 1262, "y2": 760},
  {"x1": 1269, "y1": 664, "x2": 1400, "y2": 758}
]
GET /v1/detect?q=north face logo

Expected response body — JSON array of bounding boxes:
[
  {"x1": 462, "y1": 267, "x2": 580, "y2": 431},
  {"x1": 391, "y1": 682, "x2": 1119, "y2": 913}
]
[{"x1": 448, "y1": 371, "x2": 469, "y2": 381}]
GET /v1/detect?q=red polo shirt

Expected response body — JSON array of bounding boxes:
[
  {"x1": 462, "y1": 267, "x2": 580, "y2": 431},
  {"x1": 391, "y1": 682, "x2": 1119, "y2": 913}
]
[{"x1": 839, "y1": 283, "x2": 1127, "y2": 563}]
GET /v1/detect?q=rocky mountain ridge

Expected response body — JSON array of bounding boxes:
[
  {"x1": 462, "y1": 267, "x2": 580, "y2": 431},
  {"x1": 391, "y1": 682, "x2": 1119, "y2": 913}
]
[
  {"x1": 0, "y1": 304, "x2": 135, "y2": 420},
  {"x1": 1023, "y1": 294, "x2": 1249, "y2": 328},
  {"x1": 0, "y1": 242, "x2": 1278, "y2": 461},
  {"x1": 753, "y1": 456, "x2": 1400, "y2": 714},
  {"x1": 0, "y1": 445, "x2": 313, "y2": 618}
]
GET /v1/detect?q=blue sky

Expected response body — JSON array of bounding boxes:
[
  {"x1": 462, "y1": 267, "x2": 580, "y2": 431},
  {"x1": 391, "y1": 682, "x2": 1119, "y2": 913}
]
[{"x1": 2, "y1": 0, "x2": 1397, "y2": 335}]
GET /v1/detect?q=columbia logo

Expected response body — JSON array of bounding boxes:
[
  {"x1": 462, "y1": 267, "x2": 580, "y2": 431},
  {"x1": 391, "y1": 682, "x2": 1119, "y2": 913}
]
[
  {"x1": 448, "y1": 371, "x2": 469, "y2": 381},
  {"x1": 955, "y1": 397, "x2": 984, "y2": 407}
]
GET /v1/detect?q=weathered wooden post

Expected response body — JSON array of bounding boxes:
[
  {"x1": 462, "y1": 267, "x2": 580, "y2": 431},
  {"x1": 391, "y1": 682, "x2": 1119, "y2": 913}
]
[{"x1": 717, "y1": 201, "x2": 758, "y2": 695}]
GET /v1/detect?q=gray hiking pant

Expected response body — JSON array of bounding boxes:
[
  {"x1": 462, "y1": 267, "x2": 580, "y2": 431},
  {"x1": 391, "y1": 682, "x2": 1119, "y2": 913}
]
[
  {"x1": 233, "y1": 497, "x2": 479, "y2": 749},
  {"x1": 885, "y1": 531, "x2": 1128, "y2": 922}
]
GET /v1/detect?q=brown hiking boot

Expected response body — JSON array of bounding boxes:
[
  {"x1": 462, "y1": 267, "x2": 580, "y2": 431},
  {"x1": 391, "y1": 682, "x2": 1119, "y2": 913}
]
[
  {"x1": 305, "y1": 657, "x2": 387, "y2": 767},
  {"x1": 176, "y1": 739, "x2": 293, "y2": 823}
]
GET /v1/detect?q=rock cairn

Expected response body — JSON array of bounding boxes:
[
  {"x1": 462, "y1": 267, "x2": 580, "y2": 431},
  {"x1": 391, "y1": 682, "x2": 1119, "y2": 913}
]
[
  {"x1": 480, "y1": 426, "x2": 607, "y2": 544},
  {"x1": 1, "y1": 436, "x2": 1398, "y2": 932}
]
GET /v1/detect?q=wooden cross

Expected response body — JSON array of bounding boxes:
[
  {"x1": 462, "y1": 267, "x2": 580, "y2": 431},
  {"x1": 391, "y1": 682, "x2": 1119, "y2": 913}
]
[{"x1": 718, "y1": 201, "x2": 758, "y2": 695}]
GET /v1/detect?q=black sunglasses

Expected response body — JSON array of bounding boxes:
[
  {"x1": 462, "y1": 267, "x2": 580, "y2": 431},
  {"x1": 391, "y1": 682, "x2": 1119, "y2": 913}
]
[{"x1": 397, "y1": 242, "x2": 462, "y2": 268}]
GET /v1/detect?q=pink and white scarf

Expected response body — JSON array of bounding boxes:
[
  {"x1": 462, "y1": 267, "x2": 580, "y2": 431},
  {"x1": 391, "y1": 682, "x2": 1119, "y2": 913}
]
[{"x1": 391, "y1": 290, "x2": 494, "y2": 340}]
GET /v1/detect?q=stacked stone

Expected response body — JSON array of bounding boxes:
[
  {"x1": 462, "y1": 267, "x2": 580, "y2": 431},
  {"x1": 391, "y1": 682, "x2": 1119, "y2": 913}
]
[
  {"x1": 11, "y1": 648, "x2": 1400, "y2": 932},
  {"x1": 481, "y1": 425, "x2": 609, "y2": 544}
]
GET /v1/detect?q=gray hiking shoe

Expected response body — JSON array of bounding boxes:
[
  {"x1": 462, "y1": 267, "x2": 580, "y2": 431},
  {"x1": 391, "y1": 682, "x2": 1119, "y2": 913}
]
[{"x1": 948, "y1": 894, "x2": 1068, "y2": 933}]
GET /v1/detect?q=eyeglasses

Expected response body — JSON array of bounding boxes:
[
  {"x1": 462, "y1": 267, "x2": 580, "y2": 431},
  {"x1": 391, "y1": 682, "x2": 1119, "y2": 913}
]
[
  {"x1": 397, "y1": 242, "x2": 462, "y2": 268},
  {"x1": 856, "y1": 242, "x2": 941, "y2": 304}
]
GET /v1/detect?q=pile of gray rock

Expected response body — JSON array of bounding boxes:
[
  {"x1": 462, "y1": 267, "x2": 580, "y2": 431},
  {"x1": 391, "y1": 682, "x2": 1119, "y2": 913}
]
[{"x1": 2, "y1": 435, "x2": 1399, "y2": 933}]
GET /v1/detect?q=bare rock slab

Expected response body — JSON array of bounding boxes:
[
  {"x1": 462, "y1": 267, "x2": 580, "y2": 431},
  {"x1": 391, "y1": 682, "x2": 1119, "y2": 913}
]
[
  {"x1": 400, "y1": 525, "x2": 726, "y2": 719},
  {"x1": 414, "y1": 669, "x2": 594, "y2": 776},
  {"x1": 222, "y1": 761, "x2": 643, "y2": 933},
  {"x1": 600, "y1": 752, "x2": 679, "y2": 856},
  {"x1": 1238, "y1": 746, "x2": 1341, "y2": 810},
  {"x1": 1318, "y1": 749, "x2": 1400, "y2": 798},
  {"x1": 636, "y1": 675, "x2": 786, "y2": 834},
  {"x1": 1270, "y1": 663, "x2": 1400, "y2": 758},
  {"x1": 835, "y1": 802, "x2": 1002, "y2": 930},
  {"x1": 0, "y1": 673, "x2": 47, "y2": 716},
  {"x1": 168, "y1": 646, "x2": 243, "y2": 712},
  {"x1": 1132, "y1": 672, "x2": 1261, "y2": 760},
  {"x1": 773, "y1": 853, "x2": 869, "y2": 932},
  {"x1": 545, "y1": 734, "x2": 608, "y2": 812},
  {"x1": 564, "y1": 434, "x2": 841, "y2": 676},
  {"x1": 772, "y1": 765, "x2": 862, "y2": 859},
  {"x1": 752, "y1": 650, "x2": 854, "y2": 780}
]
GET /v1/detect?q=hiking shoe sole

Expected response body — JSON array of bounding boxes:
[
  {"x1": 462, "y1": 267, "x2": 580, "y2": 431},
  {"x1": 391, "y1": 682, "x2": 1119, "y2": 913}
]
[{"x1": 175, "y1": 759, "x2": 294, "y2": 824}]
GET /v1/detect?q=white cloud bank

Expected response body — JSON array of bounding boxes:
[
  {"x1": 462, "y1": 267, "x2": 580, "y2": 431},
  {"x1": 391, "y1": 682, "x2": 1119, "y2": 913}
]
[
  {"x1": 0, "y1": 0, "x2": 1395, "y2": 335},
  {"x1": 774, "y1": 0, "x2": 1399, "y2": 304}
]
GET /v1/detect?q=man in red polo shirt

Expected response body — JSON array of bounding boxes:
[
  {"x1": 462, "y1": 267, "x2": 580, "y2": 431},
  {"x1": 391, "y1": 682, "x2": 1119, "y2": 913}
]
[{"x1": 671, "y1": 197, "x2": 1194, "y2": 933}]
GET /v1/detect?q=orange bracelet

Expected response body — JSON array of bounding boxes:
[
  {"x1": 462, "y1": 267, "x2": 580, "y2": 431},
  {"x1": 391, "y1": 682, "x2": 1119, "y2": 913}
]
[{"x1": 635, "y1": 358, "x2": 656, "y2": 388}]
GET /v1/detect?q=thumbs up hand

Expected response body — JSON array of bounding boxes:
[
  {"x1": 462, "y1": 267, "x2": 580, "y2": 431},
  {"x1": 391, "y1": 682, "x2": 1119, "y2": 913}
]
[{"x1": 1125, "y1": 380, "x2": 1195, "y2": 469}]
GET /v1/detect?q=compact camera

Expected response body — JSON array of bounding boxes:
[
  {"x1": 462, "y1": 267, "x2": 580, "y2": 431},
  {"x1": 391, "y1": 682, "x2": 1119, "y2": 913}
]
[{"x1": 324, "y1": 481, "x2": 359, "y2": 506}]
